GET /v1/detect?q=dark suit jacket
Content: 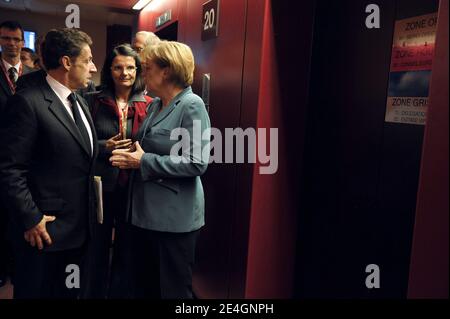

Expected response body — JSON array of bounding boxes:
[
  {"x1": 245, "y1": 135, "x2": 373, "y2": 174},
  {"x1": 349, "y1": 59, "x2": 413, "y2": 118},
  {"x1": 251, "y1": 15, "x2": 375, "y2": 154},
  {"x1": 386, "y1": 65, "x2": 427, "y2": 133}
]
[
  {"x1": 0, "y1": 80, "x2": 98, "y2": 252},
  {"x1": 0, "y1": 62, "x2": 35, "y2": 234},
  {"x1": 15, "y1": 68, "x2": 47, "y2": 92},
  {"x1": 0, "y1": 62, "x2": 35, "y2": 112}
]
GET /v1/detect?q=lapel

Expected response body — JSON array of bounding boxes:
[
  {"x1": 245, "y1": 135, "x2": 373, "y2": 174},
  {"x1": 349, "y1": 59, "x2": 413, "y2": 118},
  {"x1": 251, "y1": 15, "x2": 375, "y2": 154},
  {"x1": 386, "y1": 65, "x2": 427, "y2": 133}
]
[
  {"x1": 150, "y1": 87, "x2": 192, "y2": 128},
  {"x1": 43, "y1": 82, "x2": 92, "y2": 158},
  {"x1": 150, "y1": 100, "x2": 177, "y2": 128},
  {"x1": 0, "y1": 54, "x2": 13, "y2": 96},
  {"x1": 136, "y1": 100, "x2": 159, "y2": 142},
  {"x1": 77, "y1": 93, "x2": 98, "y2": 159},
  {"x1": 0, "y1": 70, "x2": 13, "y2": 97}
]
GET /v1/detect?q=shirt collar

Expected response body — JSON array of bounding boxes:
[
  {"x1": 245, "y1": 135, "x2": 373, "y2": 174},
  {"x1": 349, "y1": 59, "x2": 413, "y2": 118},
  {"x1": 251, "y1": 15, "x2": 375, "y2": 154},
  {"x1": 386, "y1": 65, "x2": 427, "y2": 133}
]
[
  {"x1": 46, "y1": 74, "x2": 73, "y2": 101},
  {"x1": 2, "y1": 58, "x2": 21, "y2": 73}
]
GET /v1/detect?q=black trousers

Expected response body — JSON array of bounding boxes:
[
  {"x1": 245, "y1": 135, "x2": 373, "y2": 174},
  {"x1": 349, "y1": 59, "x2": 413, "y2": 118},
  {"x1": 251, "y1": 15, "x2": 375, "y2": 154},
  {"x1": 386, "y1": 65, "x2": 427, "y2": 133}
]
[
  {"x1": 0, "y1": 201, "x2": 12, "y2": 281},
  {"x1": 108, "y1": 221, "x2": 135, "y2": 298},
  {"x1": 82, "y1": 186, "x2": 127, "y2": 299},
  {"x1": 12, "y1": 240, "x2": 85, "y2": 299},
  {"x1": 129, "y1": 226, "x2": 200, "y2": 299}
]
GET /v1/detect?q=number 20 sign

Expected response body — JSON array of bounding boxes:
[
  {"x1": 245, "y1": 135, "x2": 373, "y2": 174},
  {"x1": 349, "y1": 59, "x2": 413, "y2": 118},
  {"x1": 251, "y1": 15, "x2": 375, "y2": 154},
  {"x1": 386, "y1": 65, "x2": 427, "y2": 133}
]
[{"x1": 202, "y1": 0, "x2": 220, "y2": 41}]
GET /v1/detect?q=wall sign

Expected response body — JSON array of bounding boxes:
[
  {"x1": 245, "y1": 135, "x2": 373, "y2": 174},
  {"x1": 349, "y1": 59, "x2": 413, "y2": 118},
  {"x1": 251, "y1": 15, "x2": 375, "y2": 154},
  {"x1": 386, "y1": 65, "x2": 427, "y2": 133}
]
[
  {"x1": 385, "y1": 13, "x2": 438, "y2": 125},
  {"x1": 201, "y1": 0, "x2": 220, "y2": 41},
  {"x1": 156, "y1": 10, "x2": 172, "y2": 29}
]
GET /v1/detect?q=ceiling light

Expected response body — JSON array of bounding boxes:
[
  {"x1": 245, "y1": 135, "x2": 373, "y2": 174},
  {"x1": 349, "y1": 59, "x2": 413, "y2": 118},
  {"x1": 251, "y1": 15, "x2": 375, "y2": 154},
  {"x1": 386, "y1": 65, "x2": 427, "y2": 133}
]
[{"x1": 133, "y1": 0, "x2": 152, "y2": 10}]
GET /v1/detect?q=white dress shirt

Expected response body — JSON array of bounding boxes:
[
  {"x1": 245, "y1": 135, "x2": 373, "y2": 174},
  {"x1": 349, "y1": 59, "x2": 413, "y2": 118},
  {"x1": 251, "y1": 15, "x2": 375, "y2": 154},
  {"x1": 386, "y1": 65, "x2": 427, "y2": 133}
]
[
  {"x1": 46, "y1": 74, "x2": 93, "y2": 154},
  {"x1": 2, "y1": 58, "x2": 21, "y2": 74}
]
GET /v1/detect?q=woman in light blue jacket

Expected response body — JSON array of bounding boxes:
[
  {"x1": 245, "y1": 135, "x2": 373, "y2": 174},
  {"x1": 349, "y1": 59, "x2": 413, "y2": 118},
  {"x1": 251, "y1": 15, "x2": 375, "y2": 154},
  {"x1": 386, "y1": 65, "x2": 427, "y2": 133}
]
[{"x1": 110, "y1": 41, "x2": 210, "y2": 299}]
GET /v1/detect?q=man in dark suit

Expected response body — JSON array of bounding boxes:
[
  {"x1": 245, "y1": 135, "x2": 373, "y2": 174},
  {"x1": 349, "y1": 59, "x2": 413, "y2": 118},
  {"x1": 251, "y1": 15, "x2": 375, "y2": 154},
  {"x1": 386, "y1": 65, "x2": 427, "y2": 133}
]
[
  {"x1": 0, "y1": 28, "x2": 98, "y2": 299},
  {"x1": 0, "y1": 21, "x2": 35, "y2": 110},
  {"x1": 0, "y1": 20, "x2": 35, "y2": 288}
]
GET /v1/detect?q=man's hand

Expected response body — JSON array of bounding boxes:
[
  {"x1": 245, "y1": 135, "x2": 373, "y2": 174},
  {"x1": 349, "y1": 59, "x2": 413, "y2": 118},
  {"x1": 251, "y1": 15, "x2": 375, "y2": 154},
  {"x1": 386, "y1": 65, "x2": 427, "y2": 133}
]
[
  {"x1": 105, "y1": 133, "x2": 133, "y2": 152},
  {"x1": 110, "y1": 141, "x2": 145, "y2": 169},
  {"x1": 24, "y1": 215, "x2": 56, "y2": 250}
]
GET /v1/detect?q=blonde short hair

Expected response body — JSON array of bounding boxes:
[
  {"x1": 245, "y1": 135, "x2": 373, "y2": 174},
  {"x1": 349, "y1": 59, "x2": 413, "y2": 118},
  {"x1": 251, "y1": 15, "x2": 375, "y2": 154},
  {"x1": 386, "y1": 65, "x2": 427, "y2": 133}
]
[{"x1": 143, "y1": 40, "x2": 194, "y2": 88}]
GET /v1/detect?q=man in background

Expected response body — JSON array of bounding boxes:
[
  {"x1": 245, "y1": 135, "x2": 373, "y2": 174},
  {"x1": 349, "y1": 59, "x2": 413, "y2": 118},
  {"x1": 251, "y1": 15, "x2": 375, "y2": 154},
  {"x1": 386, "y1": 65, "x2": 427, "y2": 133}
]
[
  {"x1": 0, "y1": 20, "x2": 35, "y2": 288},
  {"x1": 132, "y1": 31, "x2": 160, "y2": 98},
  {"x1": 0, "y1": 20, "x2": 35, "y2": 109},
  {"x1": 132, "y1": 31, "x2": 160, "y2": 57}
]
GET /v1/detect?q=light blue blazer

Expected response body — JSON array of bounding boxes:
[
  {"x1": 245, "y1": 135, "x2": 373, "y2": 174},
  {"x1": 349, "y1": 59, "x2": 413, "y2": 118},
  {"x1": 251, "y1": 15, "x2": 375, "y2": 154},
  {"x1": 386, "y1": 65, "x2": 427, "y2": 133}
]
[{"x1": 127, "y1": 87, "x2": 211, "y2": 232}]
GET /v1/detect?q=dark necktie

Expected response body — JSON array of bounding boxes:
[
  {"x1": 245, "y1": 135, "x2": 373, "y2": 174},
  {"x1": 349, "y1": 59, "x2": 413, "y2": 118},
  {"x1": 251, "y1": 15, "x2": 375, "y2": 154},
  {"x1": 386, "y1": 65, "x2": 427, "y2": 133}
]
[
  {"x1": 8, "y1": 67, "x2": 17, "y2": 86},
  {"x1": 68, "y1": 93, "x2": 91, "y2": 155}
]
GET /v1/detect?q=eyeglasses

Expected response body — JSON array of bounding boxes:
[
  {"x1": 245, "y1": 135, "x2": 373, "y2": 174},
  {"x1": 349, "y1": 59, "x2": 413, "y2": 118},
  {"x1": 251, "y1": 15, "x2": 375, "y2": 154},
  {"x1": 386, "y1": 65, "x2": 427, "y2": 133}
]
[
  {"x1": 111, "y1": 65, "x2": 137, "y2": 73},
  {"x1": 0, "y1": 36, "x2": 23, "y2": 43}
]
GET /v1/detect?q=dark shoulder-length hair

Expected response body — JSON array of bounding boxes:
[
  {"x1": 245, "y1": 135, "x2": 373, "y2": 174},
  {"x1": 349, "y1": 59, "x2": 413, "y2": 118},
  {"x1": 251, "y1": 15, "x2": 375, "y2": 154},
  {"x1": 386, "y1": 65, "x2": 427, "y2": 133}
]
[{"x1": 100, "y1": 43, "x2": 145, "y2": 96}]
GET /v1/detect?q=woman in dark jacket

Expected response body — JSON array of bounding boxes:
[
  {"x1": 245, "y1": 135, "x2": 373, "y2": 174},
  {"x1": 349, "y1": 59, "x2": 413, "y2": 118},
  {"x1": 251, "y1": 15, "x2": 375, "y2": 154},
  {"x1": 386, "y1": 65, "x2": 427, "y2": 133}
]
[{"x1": 84, "y1": 44, "x2": 152, "y2": 298}]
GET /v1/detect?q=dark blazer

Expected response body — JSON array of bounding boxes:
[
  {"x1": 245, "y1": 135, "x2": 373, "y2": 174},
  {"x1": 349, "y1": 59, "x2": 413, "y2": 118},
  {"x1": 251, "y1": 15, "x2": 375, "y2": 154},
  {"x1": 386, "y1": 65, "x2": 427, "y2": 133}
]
[
  {"x1": 0, "y1": 63, "x2": 37, "y2": 244},
  {"x1": 0, "y1": 62, "x2": 35, "y2": 112},
  {"x1": 15, "y1": 68, "x2": 47, "y2": 92},
  {"x1": 0, "y1": 80, "x2": 98, "y2": 252}
]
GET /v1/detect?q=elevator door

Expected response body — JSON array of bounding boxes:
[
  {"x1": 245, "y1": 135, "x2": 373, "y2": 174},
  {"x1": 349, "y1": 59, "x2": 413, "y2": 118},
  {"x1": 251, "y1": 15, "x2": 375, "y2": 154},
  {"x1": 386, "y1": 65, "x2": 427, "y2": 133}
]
[
  {"x1": 181, "y1": 0, "x2": 248, "y2": 298},
  {"x1": 155, "y1": 21, "x2": 178, "y2": 41},
  {"x1": 295, "y1": 0, "x2": 439, "y2": 298}
]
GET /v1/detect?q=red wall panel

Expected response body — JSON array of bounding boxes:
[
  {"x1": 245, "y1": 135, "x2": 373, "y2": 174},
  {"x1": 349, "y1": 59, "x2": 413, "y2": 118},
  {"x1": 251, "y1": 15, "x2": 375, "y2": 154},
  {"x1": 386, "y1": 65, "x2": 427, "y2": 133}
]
[
  {"x1": 245, "y1": 0, "x2": 294, "y2": 298},
  {"x1": 408, "y1": 0, "x2": 449, "y2": 299},
  {"x1": 244, "y1": 0, "x2": 315, "y2": 298},
  {"x1": 137, "y1": 0, "x2": 181, "y2": 37}
]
